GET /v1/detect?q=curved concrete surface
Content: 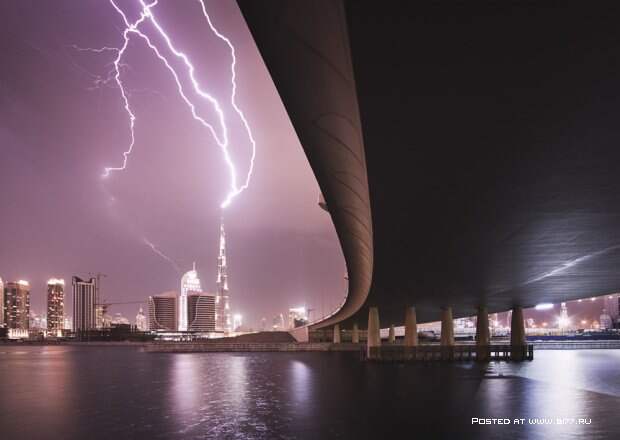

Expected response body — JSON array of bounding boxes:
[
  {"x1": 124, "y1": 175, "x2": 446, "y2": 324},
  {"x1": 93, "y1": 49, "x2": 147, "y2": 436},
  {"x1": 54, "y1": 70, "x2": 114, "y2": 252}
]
[
  {"x1": 239, "y1": 0, "x2": 620, "y2": 327},
  {"x1": 237, "y1": 0, "x2": 372, "y2": 329}
]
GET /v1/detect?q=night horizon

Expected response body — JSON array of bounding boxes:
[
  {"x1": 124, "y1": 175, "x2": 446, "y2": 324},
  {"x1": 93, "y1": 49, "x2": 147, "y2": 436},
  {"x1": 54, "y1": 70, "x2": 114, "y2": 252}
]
[
  {"x1": 3, "y1": 1, "x2": 620, "y2": 439},
  {"x1": 0, "y1": 0, "x2": 345, "y2": 329}
]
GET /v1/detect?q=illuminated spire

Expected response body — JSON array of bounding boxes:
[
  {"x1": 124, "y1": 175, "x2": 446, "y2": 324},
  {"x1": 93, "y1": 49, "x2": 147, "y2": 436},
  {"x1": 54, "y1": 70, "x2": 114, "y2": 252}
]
[
  {"x1": 179, "y1": 264, "x2": 201, "y2": 331},
  {"x1": 216, "y1": 218, "x2": 231, "y2": 332}
]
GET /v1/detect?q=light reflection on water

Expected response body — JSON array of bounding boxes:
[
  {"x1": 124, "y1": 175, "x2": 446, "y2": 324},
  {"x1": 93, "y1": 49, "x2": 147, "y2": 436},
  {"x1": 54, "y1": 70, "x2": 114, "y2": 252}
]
[{"x1": 0, "y1": 347, "x2": 619, "y2": 439}]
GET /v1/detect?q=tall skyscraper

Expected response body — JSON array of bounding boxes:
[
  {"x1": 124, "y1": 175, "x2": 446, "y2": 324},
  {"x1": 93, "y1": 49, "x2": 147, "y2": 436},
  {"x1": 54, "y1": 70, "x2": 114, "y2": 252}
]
[
  {"x1": 135, "y1": 307, "x2": 148, "y2": 331},
  {"x1": 216, "y1": 220, "x2": 232, "y2": 333},
  {"x1": 187, "y1": 292, "x2": 216, "y2": 332},
  {"x1": 5, "y1": 280, "x2": 30, "y2": 332},
  {"x1": 148, "y1": 291, "x2": 178, "y2": 331},
  {"x1": 179, "y1": 263, "x2": 201, "y2": 331},
  {"x1": 47, "y1": 278, "x2": 65, "y2": 337},
  {"x1": 72, "y1": 276, "x2": 97, "y2": 333},
  {"x1": 0, "y1": 277, "x2": 4, "y2": 327}
]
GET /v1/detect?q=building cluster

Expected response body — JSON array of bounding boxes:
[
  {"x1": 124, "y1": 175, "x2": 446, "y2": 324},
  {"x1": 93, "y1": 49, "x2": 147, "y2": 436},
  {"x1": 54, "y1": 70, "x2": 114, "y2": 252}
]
[
  {"x1": 1, "y1": 221, "x2": 237, "y2": 341},
  {"x1": 147, "y1": 221, "x2": 237, "y2": 337},
  {"x1": 0, "y1": 275, "x2": 147, "y2": 340},
  {"x1": 0, "y1": 277, "x2": 69, "y2": 339}
]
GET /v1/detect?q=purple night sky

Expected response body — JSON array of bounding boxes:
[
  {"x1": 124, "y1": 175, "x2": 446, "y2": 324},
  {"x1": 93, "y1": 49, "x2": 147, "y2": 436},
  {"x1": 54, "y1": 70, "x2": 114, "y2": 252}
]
[{"x1": 0, "y1": 0, "x2": 345, "y2": 328}]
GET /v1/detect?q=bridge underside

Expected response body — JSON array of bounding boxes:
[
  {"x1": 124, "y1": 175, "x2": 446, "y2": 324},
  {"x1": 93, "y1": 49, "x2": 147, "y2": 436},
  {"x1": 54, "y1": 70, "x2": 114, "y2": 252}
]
[{"x1": 239, "y1": 0, "x2": 620, "y2": 327}]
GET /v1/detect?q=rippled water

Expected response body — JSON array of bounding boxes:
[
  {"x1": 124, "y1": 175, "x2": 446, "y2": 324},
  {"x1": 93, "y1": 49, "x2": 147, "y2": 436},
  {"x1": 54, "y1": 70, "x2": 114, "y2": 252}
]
[{"x1": 0, "y1": 347, "x2": 619, "y2": 439}]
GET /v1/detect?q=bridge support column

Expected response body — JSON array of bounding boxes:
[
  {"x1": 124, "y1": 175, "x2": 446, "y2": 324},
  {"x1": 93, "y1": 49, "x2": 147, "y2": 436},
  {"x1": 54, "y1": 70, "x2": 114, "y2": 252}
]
[
  {"x1": 511, "y1": 306, "x2": 526, "y2": 360},
  {"x1": 404, "y1": 307, "x2": 418, "y2": 346},
  {"x1": 333, "y1": 324, "x2": 341, "y2": 344},
  {"x1": 441, "y1": 307, "x2": 454, "y2": 360},
  {"x1": 475, "y1": 306, "x2": 490, "y2": 361},
  {"x1": 367, "y1": 307, "x2": 381, "y2": 359},
  {"x1": 352, "y1": 323, "x2": 359, "y2": 343},
  {"x1": 441, "y1": 307, "x2": 454, "y2": 346}
]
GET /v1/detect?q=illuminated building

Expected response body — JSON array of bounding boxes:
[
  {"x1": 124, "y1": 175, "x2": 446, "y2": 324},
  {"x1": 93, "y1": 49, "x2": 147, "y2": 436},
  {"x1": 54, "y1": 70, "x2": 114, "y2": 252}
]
[
  {"x1": 187, "y1": 292, "x2": 216, "y2": 332},
  {"x1": 148, "y1": 291, "x2": 178, "y2": 331},
  {"x1": 604, "y1": 294, "x2": 619, "y2": 324},
  {"x1": 72, "y1": 276, "x2": 97, "y2": 332},
  {"x1": 272, "y1": 313, "x2": 285, "y2": 330},
  {"x1": 0, "y1": 277, "x2": 4, "y2": 327},
  {"x1": 600, "y1": 309, "x2": 613, "y2": 330},
  {"x1": 179, "y1": 263, "x2": 201, "y2": 331},
  {"x1": 216, "y1": 220, "x2": 232, "y2": 333},
  {"x1": 47, "y1": 278, "x2": 65, "y2": 337},
  {"x1": 288, "y1": 307, "x2": 308, "y2": 329},
  {"x1": 96, "y1": 304, "x2": 112, "y2": 329},
  {"x1": 135, "y1": 307, "x2": 148, "y2": 331},
  {"x1": 558, "y1": 302, "x2": 570, "y2": 330},
  {"x1": 233, "y1": 313, "x2": 242, "y2": 332},
  {"x1": 29, "y1": 312, "x2": 47, "y2": 332},
  {"x1": 111, "y1": 313, "x2": 130, "y2": 325},
  {"x1": 5, "y1": 280, "x2": 30, "y2": 332}
]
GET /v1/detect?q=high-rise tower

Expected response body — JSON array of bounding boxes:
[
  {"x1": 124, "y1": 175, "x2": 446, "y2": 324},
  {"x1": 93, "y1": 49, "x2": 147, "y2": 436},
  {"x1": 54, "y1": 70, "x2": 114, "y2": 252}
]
[
  {"x1": 47, "y1": 278, "x2": 65, "y2": 337},
  {"x1": 216, "y1": 219, "x2": 232, "y2": 333},
  {"x1": 72, "y1": 276, "x2": 97, "y2": 333},
  {"x1": 148, "y1": 292, "x2": 178, "y2": 331},
  {"x1": 5, "y1": 280, "x2": 30, "y2": 332},
  {"x1": 179, "y1": 263, "x2": 201, "y2": 331}
]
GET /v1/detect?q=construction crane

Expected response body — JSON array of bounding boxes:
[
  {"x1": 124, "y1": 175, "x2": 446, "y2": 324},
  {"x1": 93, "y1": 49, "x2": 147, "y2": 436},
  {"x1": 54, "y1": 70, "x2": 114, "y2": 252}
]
[
  {"x1": 99, "y1": 300, "x2": 145, "y2": 306},
  {"x1": 88, "y1": 272, "x2": 107, "y2": 305}
]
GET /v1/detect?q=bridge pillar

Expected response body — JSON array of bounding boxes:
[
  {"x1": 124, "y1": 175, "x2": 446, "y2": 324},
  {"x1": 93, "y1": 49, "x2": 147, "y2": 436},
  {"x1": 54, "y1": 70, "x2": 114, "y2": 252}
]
[
  {"x1": 352, "y1": 323, "x2": 359, "y2": 343},
  {"x1": 404, "y1": 306, "x2": 418, "y2": 346},
  {"x1": 367, "y1": 307, "x2": 381, "y2": 359},
  {"x1": 511, "y1": 306, "x2": 527, "y2": 360},
  {"x1": 388, "y1": 324, "x2": 395, "y2": 343},
  {"x1": 475, "y1": 306, "x2": 490, "y2": 361},
  {"x1": 333, "y1": 323, "x2": 341, "y2": 344},
  {"x1": 440, "y1": 307, "x2": 455, "y2": 346},
  {"x1": 441, "y1": 307, "x2": 454, "y2": 360}
]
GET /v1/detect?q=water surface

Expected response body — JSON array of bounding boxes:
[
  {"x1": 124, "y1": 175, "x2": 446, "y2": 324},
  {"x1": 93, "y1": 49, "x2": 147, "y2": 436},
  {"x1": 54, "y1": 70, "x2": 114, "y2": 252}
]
[{"x1": 1, "y1": 347, "x2": 619, "y2": 439}]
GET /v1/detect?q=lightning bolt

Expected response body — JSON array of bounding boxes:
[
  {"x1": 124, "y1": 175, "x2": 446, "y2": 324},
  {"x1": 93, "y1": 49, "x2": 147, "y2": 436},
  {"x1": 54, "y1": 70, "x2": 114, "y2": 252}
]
[
  {"x1": 196, "y1": 0, "x2": 257, "y2": 208},
  {"x1": 142, "y1": 237, "x2": 182, "y2": 274},
  {"x1": 79, "y1": 0, "x2": 256, "y2": 209}
]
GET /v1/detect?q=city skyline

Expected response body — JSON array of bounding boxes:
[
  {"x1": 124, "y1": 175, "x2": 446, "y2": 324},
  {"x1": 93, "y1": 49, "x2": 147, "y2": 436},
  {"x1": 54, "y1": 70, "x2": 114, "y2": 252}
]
[
  {"x1": 0, "y1": 0, "x2": 345, "y2": 329},
  {"x1": 4, "y1": 270, "x2": 618, "y2": 333},
  {"x1": 4, "y1": 2, "x2": 620, "y2": 439}
]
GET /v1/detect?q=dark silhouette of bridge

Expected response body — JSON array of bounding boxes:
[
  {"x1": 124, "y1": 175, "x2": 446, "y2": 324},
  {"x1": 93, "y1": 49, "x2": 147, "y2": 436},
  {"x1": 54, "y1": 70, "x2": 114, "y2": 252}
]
[{"x1": 239, "y1": 0, "x2": 620, "y2": 358}]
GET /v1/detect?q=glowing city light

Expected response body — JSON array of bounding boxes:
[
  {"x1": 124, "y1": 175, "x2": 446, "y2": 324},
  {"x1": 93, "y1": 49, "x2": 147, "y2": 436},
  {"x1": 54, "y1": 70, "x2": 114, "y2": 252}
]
[
  {"x1": 17, "y1": 280, "x2": 29, "y2": 286},
  {"x1": 535, "y1": 303, "x2": 554, "y2": 311},
  {"x1": 47, "y1": 278, "x2": 65, "y2": 285},
  {"x1": 79, "y1": 0, "x2": 256, "y2": 209},
  {"x1": 233, "y1": 313, "x2": 242, "y2": 331},
  {"x1": 558, "y1": 316, "x2": 570, "y2": 328}
]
